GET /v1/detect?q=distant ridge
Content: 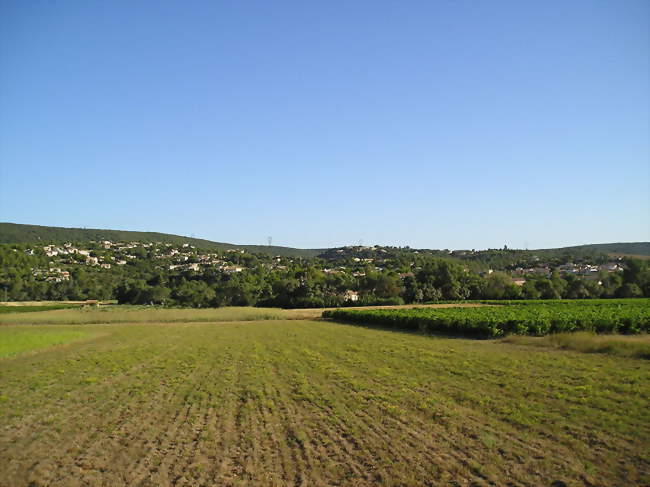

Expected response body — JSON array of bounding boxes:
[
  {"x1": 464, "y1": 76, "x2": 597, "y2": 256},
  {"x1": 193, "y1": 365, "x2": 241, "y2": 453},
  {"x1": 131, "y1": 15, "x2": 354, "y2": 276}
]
[
  {"x1": 536, "y1": 242, "x2": 650, "y2": 257},
  {"x1": 0, "y1": 222, "x2": 648, "y2": 258},
  {"x1": 0, "y1": 222, "x2": 323, "y2": 258}
]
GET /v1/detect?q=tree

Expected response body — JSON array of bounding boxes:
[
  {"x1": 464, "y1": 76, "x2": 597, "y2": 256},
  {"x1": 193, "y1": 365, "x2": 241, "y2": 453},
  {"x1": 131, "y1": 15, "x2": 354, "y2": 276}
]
[
  {"x1": 564, "y1": 275, "x2": 591, "y2": 299},
  {"x1": 616, "y1": 283, "x2": 643, "y2": 298},
  {"x1": 374, "y1": 273, "x2": 402, "y2": 299},
  {"x1": 623, "y1": 259, "x2": 650, "y2": 297},
  {"x1": 149, "y1": 285, "x2": 171, "y2": 305},
  {"x1": 535, "y1": 278, "x2": 561, "y2": 299},
  {"x1": 484, "y1": 273, "x2": 520, "y2": 299},
  {"x1": 602, "y1": 272, "x2": 623, "y2": 298},
  {"x1": 173, "y1": 280, "x2": 214, "y2": 307},
  {"x1": 115, "y1": 279, "x2": 151, "y2": 304}
]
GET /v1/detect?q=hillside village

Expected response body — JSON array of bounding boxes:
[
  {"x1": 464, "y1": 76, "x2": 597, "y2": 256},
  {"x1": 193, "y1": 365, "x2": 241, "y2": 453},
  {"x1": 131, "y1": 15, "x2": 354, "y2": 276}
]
[
  {"x1": 29, "y1": 241, "x2": 287, "y2": 283},
  {"x1": 27, "y1": 241, "x2": 626, "y2": 285},
  {"x1": 2, "y1": 238, "x2": 645, "y2": 307}
]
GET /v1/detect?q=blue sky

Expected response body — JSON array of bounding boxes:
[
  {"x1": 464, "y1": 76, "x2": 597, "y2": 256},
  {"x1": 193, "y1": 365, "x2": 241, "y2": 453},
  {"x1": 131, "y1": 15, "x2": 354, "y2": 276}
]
[{"x1": 1, "y1": 0, "x2": 648, "y2": 249}]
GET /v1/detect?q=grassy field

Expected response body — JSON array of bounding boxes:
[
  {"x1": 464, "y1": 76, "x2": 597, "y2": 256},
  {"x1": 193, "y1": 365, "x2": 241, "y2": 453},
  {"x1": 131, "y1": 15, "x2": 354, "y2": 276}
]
[
  {"x1": 0, "y1": 304, "x2": 84, "y2": 314},
  {"x1": 0, "y1": 312, "x2": 649, "y2": 486},
  {"x1": 0, "y1": 303, "x2": 486, "y2": 325},
  {"x1": 0, "y1": 327, "x2": 92, "y2": 358},
  {"x1": 0, "y1": 306, "x2": 295, "y2": 325}
]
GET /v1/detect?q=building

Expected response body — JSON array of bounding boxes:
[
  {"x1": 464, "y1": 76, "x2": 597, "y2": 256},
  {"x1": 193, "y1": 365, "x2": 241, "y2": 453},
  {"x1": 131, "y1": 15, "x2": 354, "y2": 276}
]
[{"x1": 344, "y1": 290, "x2": 359, "y2": 302}]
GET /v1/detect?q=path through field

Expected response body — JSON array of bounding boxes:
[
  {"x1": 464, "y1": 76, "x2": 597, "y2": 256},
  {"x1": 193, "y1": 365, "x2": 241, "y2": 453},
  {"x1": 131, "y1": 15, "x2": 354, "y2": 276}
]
[{"x1": 0, "y1": 320, "x2": 648, "y2": 486}]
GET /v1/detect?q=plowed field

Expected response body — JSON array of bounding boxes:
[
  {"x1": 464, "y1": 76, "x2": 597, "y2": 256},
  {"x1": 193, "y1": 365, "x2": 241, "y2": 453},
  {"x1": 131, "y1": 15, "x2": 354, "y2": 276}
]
[{"x1": 1, "y1": 320, "x2": 648, "y2": 486}]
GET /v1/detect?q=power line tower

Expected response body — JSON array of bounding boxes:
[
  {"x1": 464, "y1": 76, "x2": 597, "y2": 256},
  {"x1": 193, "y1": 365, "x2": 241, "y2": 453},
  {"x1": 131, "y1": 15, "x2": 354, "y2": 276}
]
[{"x1": 267, "y1": 236, "x2": 273, "y2": 247}]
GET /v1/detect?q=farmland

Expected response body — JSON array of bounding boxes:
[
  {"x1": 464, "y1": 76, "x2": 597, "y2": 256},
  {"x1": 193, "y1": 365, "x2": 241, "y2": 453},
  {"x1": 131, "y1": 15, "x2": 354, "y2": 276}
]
[
  {"x1": 0, "y1": 302, "x2": 485, "y2": 325},
  {"x1": 1, "y1": 307, "x2": 649, "y2": 486},
  {"x1": 0, "y1": 304, "x2": 83, "y2": 314},
  {"x1": 324, "y1": 299, "x2": 650, "y2": 337}
]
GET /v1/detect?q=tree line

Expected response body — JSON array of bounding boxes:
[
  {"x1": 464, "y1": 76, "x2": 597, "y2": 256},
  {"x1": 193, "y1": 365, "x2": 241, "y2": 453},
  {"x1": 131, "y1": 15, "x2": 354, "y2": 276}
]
[{"x1": 1, "y1": 244, "x2": 649, "y2": 307}]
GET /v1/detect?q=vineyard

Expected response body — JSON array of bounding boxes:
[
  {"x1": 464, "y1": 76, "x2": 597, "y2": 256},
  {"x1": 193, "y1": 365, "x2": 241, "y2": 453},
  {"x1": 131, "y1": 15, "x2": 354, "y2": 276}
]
[{"x1": 323, "y1": 299, "x2": 650, "y2": 337}]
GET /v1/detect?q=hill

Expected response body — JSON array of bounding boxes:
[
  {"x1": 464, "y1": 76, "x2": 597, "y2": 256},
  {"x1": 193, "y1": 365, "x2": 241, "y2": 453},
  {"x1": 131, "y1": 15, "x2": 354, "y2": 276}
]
[
  {"x1": 2, "y1": 222, "x2": 648, "y2": 260},
  {"x1": 0, "y1": 222, "x2": 323, "y2": 258},
  {"x1": 537, "y1": 242, "x2": 650, "y2": 257}
]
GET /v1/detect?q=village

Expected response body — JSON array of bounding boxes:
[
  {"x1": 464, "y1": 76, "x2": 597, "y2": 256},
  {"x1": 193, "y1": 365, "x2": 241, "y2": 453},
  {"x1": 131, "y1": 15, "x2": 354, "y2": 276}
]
[
  {"x1": 27, "y1": 241, "x2": 296, "y2": 284},
  {"x1": 22, "y1": 240, "x2": 627, "y2": 294}
]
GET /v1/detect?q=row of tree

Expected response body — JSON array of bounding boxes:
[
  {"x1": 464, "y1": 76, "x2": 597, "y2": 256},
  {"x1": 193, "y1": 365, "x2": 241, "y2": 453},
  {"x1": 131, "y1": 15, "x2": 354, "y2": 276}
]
[{"x1": 2, "y1": 245, "x2": 649, "y2": 307}]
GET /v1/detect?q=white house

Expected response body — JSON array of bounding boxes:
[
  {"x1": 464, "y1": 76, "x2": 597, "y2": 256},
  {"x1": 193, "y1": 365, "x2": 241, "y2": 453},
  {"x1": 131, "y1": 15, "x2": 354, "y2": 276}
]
[{"x1": 344, "y1": 290, "x2": 359, "y2": 302}]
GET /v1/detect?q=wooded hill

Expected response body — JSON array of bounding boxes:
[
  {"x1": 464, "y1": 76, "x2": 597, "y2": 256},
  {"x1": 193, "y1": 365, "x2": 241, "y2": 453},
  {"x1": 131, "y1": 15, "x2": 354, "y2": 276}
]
[
  {"x1": 537, "y1": 242, "x2": 650, "y2": 257},
  {"x1": 0, "y1": 223, "x2": 323, "y2": 258},
  {"x1": 1, "y1": 222, "x2": 648, "y2": 259}
]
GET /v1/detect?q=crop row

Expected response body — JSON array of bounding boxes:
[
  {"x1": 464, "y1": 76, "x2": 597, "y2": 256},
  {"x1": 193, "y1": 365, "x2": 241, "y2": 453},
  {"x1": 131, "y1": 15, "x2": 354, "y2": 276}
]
[
  {"x1": 477, "y1": 298, "x2": 650, "y2": 307},
  {"x1": 323, "y1": 302, "x2": 650, "y2": 337}
]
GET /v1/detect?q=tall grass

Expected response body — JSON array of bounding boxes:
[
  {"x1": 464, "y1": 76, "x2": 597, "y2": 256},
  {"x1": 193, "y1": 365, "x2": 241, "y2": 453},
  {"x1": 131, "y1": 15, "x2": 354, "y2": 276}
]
[
  {"x1": 0, "y1": 304, "x2": 459, "y2": 325},
  {"x1": 0, "y1": 306, "x2": 291, "y2": 325},
  {"x1": 502, "y1": 332, "x2": 650, "y2": 359}
]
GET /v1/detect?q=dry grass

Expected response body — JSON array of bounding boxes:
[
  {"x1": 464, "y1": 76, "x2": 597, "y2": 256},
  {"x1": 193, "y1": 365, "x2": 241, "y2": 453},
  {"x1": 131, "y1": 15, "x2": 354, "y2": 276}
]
[
  {"x1": 502, "y1": 332, "x2": 650, "y2": 359},
  {"x1": 0, "y1": 306, "x2": 289, "y2": 325},
  {"x1": 0, "y1": 303, "x2": 486, "y2": 325}
]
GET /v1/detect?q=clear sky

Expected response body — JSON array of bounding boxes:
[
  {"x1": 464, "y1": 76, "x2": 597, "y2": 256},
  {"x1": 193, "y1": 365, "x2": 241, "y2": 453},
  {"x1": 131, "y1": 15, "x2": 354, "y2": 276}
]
[{"x1": 1, "y1": 0, "x2": 648, "y2": 250}]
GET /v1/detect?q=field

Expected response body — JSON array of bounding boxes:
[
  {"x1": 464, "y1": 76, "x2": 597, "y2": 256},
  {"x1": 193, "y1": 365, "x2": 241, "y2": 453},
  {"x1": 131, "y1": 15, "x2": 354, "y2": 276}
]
[
  {"x1": 0, "y1": 306, "x2": 299, "y2": 325},
  {"x1": 1, "y1": 308, "x2": 649, "y2": 486},
  {"x1": 502, "y1": 332, "x2": 650, "y2": 359},
  {"x1": 0, "y1": 327, "x2": 91, "y2": 358},
  {"x1": 0, "y1": 304, "x2": 84, "y2": 314},
  {"x1": 0, "y1": 302, "x2": 486, "y2": 325}
]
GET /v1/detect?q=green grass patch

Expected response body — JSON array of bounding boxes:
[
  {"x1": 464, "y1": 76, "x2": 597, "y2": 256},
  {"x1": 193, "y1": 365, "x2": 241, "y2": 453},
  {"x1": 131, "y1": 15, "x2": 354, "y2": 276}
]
[
  {"x1": 0, "y1": 327, "x2": 90, "y2": 358},
  {"x1": 0, "y1": 304, "x2": 82, "y2": 314}
]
